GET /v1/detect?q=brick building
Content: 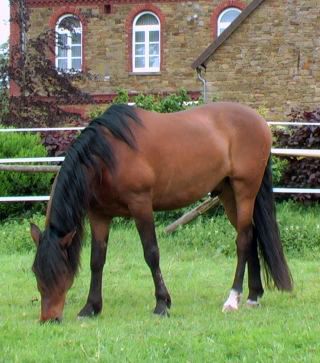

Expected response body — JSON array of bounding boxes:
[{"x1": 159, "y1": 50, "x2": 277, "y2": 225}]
[
  {"x1": 192, "y1": 0, "x2": 320, "y2": 120},
  {"x1": 10, "y1": 0, "x2": 250, "y2": 114}
]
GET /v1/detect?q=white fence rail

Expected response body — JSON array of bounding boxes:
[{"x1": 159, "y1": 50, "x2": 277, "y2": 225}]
[
  {"x1": 271, "y1": 148, "x2": 320, "y2": 158},
  {"x1": 0, "y1": 127, "x2": 83, "y2": 132},
  {"x1": 0, "y1": 122, "x2": 320, "y2": 202},
  {"x1": 0, "y1": 157, "x2": 64, "y2": 163}
]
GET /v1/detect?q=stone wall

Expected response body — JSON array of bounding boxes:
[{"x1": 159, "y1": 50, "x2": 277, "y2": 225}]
[
  {"x1": 204, "y1": 0, "x2": 320, "y2": 119},
  {"x1": 25, "y1": 0, "x2": 250, "y2": 100}
]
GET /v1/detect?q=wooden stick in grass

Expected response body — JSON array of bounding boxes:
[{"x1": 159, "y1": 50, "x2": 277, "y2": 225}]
[{"x1": 165, "y1": 196, "x2": 220, "y2": 234}]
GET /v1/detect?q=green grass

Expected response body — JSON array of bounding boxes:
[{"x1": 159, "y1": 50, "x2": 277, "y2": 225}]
[
  {"x1": 2, "y1": 200, "x2": 320, "y2": 257},
  {"x1": 1, "y1": 221, "x2": 320, "y2": 362}
]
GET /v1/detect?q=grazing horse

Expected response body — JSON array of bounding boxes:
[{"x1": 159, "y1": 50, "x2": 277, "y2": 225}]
[{"x1": 30, "y1": 102, "x2": 292, "y2": 322}]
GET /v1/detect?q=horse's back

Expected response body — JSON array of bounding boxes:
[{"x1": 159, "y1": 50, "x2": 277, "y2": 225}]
[
  {"x1": 135, "y1": 101, "x2": 271, "y2": 175},
  {"x1": 136, "y1": 102, "x2": 270, "y2": 146}
]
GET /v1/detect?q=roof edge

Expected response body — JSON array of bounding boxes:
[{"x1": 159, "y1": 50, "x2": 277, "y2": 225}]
[{"x1": 191, "y1": 0, "x2": 265, "y2": 70}]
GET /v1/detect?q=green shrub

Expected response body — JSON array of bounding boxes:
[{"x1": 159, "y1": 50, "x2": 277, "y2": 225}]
[
  {"x1": 87, "y1": 105, "x2": 107, "y2": 120},
  {"x1": 112, "y1": 88, "x2": 129, "y2": 104},
  {"x1": 271, "y1": 156, "x2": 289, "y2": 185},
  {"x1": 132, "y1": 89, "x2": 192, "y2": 113},
  {"x1": 256, "y1": 105, "x2": 269, "y2": 119},
  {"x1": 158, "y1": 88, "x2": 191, "y2": 113},
  {"x1": 0, "y1": 213, "x2": 44, "y2": 254},
  {"x1": 133, "y1": 93, "x2": 160, "y2": 111},
  {"x1": 277, "y1": 200, "x2": 320, "y2": 256},
  {"x1": 0, "y1": 129, "x2": 53, "y2": 220},
  {"x1": 88, "y1": 88, "x2": 198, "y2": 121}
]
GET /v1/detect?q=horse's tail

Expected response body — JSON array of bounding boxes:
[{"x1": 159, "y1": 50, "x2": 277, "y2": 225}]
[{"x1": 253, "y1": 157, "x2": 293, "y2": 291}]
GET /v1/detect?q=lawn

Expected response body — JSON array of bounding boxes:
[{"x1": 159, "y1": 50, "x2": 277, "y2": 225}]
[{"x1": 0, "y1": 216, "x2": 320, "y2": 362}]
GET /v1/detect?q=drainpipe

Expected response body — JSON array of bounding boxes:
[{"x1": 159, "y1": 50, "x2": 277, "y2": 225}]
[{"x1": 196, "y1": 67, "x2": 207, "y2": 103}]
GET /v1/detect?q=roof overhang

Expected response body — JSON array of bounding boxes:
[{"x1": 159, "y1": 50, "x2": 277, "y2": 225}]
[{"x1": 191, "y1": 0, "x2": 265, "y2": 70}]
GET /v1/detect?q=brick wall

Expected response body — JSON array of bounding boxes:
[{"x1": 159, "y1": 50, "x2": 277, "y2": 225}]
[
  {"x1": 204, "y1": 0, "x2": 320, "y2": 120},
  {"x1": 25, "y1": 0, "x2": 250, "y2": 101}
]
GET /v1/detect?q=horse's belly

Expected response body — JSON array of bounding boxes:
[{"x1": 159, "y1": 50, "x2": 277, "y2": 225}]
[
  {"x1": 152, "y1": 169, "x2": 225, "y2": 211},
  {"x1": 153, "y1": 192, "x2": 208, "y2": 211}
]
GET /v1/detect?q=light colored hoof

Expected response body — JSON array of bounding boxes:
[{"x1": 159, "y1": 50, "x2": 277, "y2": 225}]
[
  {"x1": 246, "y1": 299, "x2": 260, "y2": 308},
  {"x1": 222, "y1": 303, "x2": 239, "y2": 312},
  {"x1": 222, "y1": 289, "x2": 241, "y2": 312}
]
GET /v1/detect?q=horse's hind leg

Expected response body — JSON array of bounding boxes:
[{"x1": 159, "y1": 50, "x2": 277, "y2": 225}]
[
  {"x1": 223, "y1": 216, "x2": 253, "y2": 311},
  {"x1": 219, "y1": 180, "x2": 263, "y2": 311},
  {"x1": 78, "y1": 215, "x2": 111, "y2": 318},
  {"x1": 247, "y1": 227, "x2": 264, "y2": 306},
  {"x1": 129, "y1": 196, "x2": 171, "y2": 316}
]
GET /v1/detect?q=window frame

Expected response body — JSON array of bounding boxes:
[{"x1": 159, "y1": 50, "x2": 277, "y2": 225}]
[
  {"x1": 132, "y1": 11, "x2": 161, "y2": 73},
  {"x1": 217, "y1": 7, "x2": 241, "y2": 37},
  {"x1": 55, "y1": 14, "x2": 82, "y2": 73}
]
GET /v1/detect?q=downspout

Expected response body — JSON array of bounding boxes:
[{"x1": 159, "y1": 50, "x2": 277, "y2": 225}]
[{"x1": 196, "y1": 67, "x2": 207, "y2": 103}]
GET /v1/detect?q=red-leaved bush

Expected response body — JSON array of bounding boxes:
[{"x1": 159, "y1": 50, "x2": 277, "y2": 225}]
[
  {"x1": 41, "y1": 128, "x2": 81, "y2": 157},
  {"x1": 273, "y1": 108, "x2": 320, "y2": 202}
]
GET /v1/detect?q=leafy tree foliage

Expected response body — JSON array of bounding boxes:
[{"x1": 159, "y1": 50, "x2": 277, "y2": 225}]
[
  {"x1": 4, "y1": 0, "x2": 92, "y2": 127},
  {"x1": 0, "y1": 42, "x2": 9, "y2": 121}
]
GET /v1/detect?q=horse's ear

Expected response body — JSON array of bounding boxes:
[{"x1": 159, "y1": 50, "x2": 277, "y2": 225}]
[
  {"x1": 30, "y1": 223, "x2": 41, "y2": 247},
  {"x1": 59, "y1": 230, "x2": 76, "y2": 249}
]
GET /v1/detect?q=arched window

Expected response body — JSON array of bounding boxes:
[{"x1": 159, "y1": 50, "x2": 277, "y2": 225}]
[
  {"x1": 56, "y1": 15, "x2": 82, "y2": 72},
  {"x1": 217, "y1": 8, "x2": 241, "y2": 36},
  {"x1": 132, "y1": 12, "x2": 160, "y2": 73}
]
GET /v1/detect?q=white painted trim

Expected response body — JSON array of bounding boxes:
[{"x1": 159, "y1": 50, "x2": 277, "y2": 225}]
[
  {"x1": 217, "y1": 7, "x2": 241, "y2": 36},
  {"x1": 132, "y1": 11, "x2": 160, "y2": 73},
  {"x1": 55, "y1": 14, "x2": 82, "y2": 72}
]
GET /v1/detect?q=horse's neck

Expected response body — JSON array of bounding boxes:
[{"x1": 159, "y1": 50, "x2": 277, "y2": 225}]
[
  {"x1": 45, "y1": 166, "x2": 93, "y2": 231},
  {"x1": 45, "y1": 170, "x2": 60, "y2": 228}
]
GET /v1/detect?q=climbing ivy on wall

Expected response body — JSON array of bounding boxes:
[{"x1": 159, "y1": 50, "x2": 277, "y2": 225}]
[{"x1": 3, "y1": 0, "x2": 92, "y2": 127}]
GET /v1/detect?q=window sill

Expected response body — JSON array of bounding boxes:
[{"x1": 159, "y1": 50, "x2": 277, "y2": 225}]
[{"x1": 129, "y1": 72, "x2": 161, "y2": 76}]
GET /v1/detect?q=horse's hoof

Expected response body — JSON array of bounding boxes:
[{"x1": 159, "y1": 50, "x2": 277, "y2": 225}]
[
  {"x1": 222, "y1": 303, "x2": 239, "y2": 312},
  {"x1": 222, "y1": 289, "x2": 241, "y2": 312},
  {"x1": 78, "y1": 309, "x2": 95, "y2": 319},
  {"x1": 153, "y1": 301, "x2": 170, "y2": 317},
  {"x1": 78, "y1": 303, "x2": 101, "y2": 318},
  {"x1": 246, "y1": 299, "x2": 260, "y2": 308}
]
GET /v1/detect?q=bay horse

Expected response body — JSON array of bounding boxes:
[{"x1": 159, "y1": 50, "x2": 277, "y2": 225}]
[{"x1": 30, "y1": 102, "x2": 293, "y2": 322}]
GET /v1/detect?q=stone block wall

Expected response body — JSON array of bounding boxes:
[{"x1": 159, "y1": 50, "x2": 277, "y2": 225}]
[
  {"x1": 24, "y1": 0, "x2": 250, "y2": 101},
  {"x1": 204, "y1": 0, "x2": 320, "y2": 119}
]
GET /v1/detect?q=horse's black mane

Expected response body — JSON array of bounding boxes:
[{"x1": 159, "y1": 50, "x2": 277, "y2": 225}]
[{"x1": 33, "y1": 104, "x2": 142, "y2": 288}]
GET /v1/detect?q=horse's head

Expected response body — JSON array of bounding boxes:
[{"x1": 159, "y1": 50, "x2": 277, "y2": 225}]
[{"x1": 30, "y1": 223, "x2": 76, "y2": 323}]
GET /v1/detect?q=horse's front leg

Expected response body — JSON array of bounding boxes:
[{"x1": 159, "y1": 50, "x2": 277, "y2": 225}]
[
  {"x1": 130, "y1": 197, "x2": 171, "y2": 316},
  {"x1": 78, "y1": 216, "x2": 111, "y2": 318}
]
